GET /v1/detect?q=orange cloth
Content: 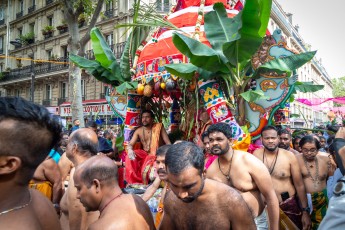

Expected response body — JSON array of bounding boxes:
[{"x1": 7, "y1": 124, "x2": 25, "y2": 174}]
[
  {"x1": 155, "y1": 199, "x2": 165, "y2": 228},
  {"x1": 29, "y1": 180, "x2": 52, "y2": 201},
  {"x1": 125, "y1": 123, "x2": 163, "y2": 185}
]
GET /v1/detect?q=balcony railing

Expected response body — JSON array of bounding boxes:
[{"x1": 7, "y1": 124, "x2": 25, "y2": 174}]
[
  {"x1": 28, "y1": 5, "x2": 36, "y2": 13},
  {"x1": 42, "y1": 99, "x2": 51, "y2": 106},
  {"x1": 0, "y1": 19, "x2": 4, "y2": 26},
  {"x1": 16, "y1": 11, "x2": 23, "y2": 19},
  {"x1": 0, "y1": 49, "x2": 3, "y2": 54},
  {"x1": 58, "y1": 97, "x2": 67, "y2": 105},
  {"x1": 1, "y1": 42, "x2": 127, "y2": 83},
  {"x1": 46, "y1": 0, "x2": 54, "y2": 5}
]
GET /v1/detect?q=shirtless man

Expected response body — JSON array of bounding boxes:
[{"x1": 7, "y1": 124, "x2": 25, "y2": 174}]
[
  {"x1": 74, "y1": 155, "x2": 155, "y2": 230},
  {"x1": 253, "y1": 125, "x2": 311, "y2": 230},
  {"x1": 59, "y1": 128, "x2": 99, "y2": 230},
  {"x1": 161, "y1": 141, "x2": 255, "y2": 229},
  {"x1": 206, "y1": 123, "x2": 279, "y2": 230},
  {"x1": 296, "y1": 135, "x2": 334, "y2": 228},
  {"x1": 0, "y1": 97, "x2": 61, "y2": 229},
  {"x1": 29, "y1": 156, "x2": 63, "y2": 212},
  {"x1": 126, "y1": 110, "x2": 171, "y2": 184},
  {"x1": 278, "y1": 128, "x2": 300, "y2": 155}
]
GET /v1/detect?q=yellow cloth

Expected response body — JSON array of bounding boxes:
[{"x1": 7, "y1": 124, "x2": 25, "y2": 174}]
[
  {"x1": 29, "y1": 180, "x2": 53, "y2": 201},
  {"x1": 279, "y1": 209, "x2": 299, "y2": 230}
]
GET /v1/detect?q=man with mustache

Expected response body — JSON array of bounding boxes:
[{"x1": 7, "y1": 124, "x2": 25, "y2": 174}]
[
  {"x1": 160, "y1": 141, "x2": 255, "y2": 229},
  {"x1": 253, "y1": 125, "x2": 311, "y2": 229},
  {"x1": 141, "y1": 145, "x2": 171, "y2": 228},
  {"x1": 126, "y1": 110, "x2": 171, "y2": 184},
  {"x1": 206, "y1": 123, "x2": 279, "y2": 230},
  {"x1": 278, "y1": 128, "x2": 300, "y2": 155}
]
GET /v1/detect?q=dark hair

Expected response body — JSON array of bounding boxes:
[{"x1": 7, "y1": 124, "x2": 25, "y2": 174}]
[
  {"x1": 201, "y1": 131, "x2": 209, "y2": 142},
  {"x1": 299, "y1": 135, "x2": 321, "y2": 150},
  {"x1": 292, "y1": 135, "x2": 303, "y2": 146},
  {"x1": 278, "y1": 128, "x2": 291, "y2": 137},
  {"x1": 103, "y1": 129, "x2": 111, "y2": 137},
  {"x1": 319, "y1": 136, "x2": 326, "y2": 141},
  {"x1": 207, "y1": 122, "x2": 232, "y2": 139},
  {"x1": 69, "y1": 131, "x2": 98, "y2": 156},
  {"x1": 261, "y1": 125, "x2": 278, "y2": 135},
  {"x1": 141, "y1": 110, "x2": 154, "y2": 119},
  {"x1": 165, "y1": 141, "x2": 204, "y2": 175},
  {"x1": 0, "y1": 97, "x2": 62, "y2": 182},
  {"x1": 86, "y1": 121, "x2": 98, "y2": 129},
  {"x1": 80, "y1": 157, "x2": 117, "y2": 188},
  {"x1": 156, "y1": 145, "x2": 171, "y2": 157}
]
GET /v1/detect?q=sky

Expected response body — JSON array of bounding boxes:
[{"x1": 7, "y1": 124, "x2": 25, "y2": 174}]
[{"x1": 277, "y1": 0, "x2": 345, "y2": 79}]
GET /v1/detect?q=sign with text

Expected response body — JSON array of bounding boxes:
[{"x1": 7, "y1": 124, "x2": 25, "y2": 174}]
[{"x1": 60, "y1": 103, "x2": 114, "y2": 117}]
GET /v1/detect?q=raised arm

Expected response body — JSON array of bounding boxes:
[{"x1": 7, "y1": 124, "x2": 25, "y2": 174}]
[
  {"x1": 290, "y1": 155, "x2": 311, "y2": 230},
  {"x1": 248, "y1": 156, "x2": 279, "y2": 230},
  {"x1": 142, "y1": 177, "x2": 161, "y2": 202}
]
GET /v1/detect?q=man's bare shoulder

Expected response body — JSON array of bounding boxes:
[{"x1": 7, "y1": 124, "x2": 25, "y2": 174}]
[
  {"x1": 252, "y1": 147, "x2": 264, "y2": 156},
  {"x1": 42, "y1": 158, "x2": 57, "y2": 168},
  {"x1": 317, "y1": 152, "x2": 331, "y2": 162},
  {"x1": 279, "y1": 148, "x2": 297, "y2": 159}
]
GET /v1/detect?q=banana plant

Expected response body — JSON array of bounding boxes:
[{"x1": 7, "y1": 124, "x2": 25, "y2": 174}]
[
  {"x1": 164, "y1": 1, "x2": 319, "y2": 125},
  {"x1": 69, "y1": 27, "x2": 143, "y2": 94}
]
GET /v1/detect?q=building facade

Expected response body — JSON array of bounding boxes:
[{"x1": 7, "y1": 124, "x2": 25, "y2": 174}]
[
  {"x1": 270, "y1": 0, "x2": 333, "y2": 128},
  {"x1": 0, "y1": 0, "x2": 332, "y2": 128}
]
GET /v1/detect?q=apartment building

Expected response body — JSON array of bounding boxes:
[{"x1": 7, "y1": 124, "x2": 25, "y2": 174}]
[{"x1": 269, "y1": 0, "x2": 333, "y2": 128}]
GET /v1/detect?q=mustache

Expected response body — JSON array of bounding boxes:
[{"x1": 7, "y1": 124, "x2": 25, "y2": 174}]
[
  {"x1": 211, "y1": 146, "x2": 221, "y2": 150},
  {"x1": 157, "y1": 169, "x2": 166, "y2": 174}
]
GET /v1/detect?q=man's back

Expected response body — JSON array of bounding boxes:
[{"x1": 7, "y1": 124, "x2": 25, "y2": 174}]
[
  {"x1": 160, "y1": 179, "x2": 255, "y2": 230},
  {"x1": 0, "y1": 189, "x2": 61, "y2": 230},
  {"x1": 89, "y1": 194, "x2": 155, "y2": 230}
]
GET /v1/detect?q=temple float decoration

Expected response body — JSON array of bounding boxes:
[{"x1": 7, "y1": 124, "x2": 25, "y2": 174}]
[{"x1": 70, "y1": 0, "x2": 324, "y2": 184}]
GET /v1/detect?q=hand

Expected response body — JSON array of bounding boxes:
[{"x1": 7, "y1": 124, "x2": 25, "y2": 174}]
[
  {"x1": 301, "y1": 211, "x2": 311, "y2": 230},
  {"x1": 335, "y1": 127, "x2": 345, "y2": 139},
  {"x1": 128, "y1": 149, "x2": 136, "y2": 160}
]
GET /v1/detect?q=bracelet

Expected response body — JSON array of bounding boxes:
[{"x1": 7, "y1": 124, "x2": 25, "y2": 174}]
[{"x1": 53, "y1": 203, "x2": 60, "y2": 209}]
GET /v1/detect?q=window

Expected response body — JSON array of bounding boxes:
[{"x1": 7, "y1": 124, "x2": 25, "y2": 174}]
[
  {"x1": 61, "y1": 46, "x2": 68, "y2": 58},
  {"x1": 15, "y1": 89, "x2": 20, "y2": 97},
  {"x1": 19, "y1": 0, "x2": 24, "y2": 12},
  {"x1": 81, "y1": 79, "x2": 85, "y2": 99},
  {"x1": 0, "y1": 36, "x2": 3, "y2": 53},
  {"x1": 29, "y1": 23, "x2": 35, "y2": 33},
  {"x1": 106, "y1": 1, "x2": 113, "y2": 11},
  {"x1": 47, "y1": 49, "x2": 52, "y2": 59},
  {"x1": 106, "y1": 34, "x2": 113, "y2": 46},
  {"x1": 18, "y1": 27, "x2": 23, "y2": 37},
  {"x1": 60, "y1": 82, "x2": 67, "y2": 99},
  {"x1": 45, "y1": 84, "x2": 52, "y2": 100},
  {"x1": 48, "y1": 16, "x2": 53, "y2": 26},
  {"x1": 156, "y1": 0, "x2": 170, "y2": 12},
  {"x1": 0, "y1": 7, "x2": 4, "y2": 20}
]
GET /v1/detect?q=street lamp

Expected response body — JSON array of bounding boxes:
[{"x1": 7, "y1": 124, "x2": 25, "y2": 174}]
[{"x1": 10, "y1": 39, "x2": 35, "y2": 102}]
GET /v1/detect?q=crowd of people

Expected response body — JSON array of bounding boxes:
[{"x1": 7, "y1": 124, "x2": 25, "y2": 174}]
[{"x1": 1, "y1": 96, "x2": 345, "y2": 230}]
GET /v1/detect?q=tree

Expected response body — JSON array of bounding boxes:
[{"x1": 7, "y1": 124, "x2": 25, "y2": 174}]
[
  {"x1": 60, "y1": 0, "x2": 107, "y2": 127},
  {"x1": 332, "y1": 76, "x2": 345, "y2": 107}
]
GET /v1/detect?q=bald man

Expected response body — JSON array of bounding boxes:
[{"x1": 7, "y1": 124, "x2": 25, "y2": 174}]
[
  {"x1": 59, "y1": 128, "x2": 99, "y2": 230},
  {"x1": 74, "y1": 156, "x2": 155, "y2": 230}
]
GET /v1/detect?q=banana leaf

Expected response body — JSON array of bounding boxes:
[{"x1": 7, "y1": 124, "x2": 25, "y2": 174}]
[
  {"x1": 164, "y1": 63, "x2": 198, "y2": 80},
  {"x1": 69, "y1": 54, "x2": 100, "y2": 69},
  {"x1": 116, "y1": 82, "x2": 138, "y2": 95},
  {"x1": 223, "y1": 0, "x2": 272, "y2": 70},
  {"x1": 294, "y1": 81, "x2": 324, "y2": 93},
  {"x1": 90, "y1": 27, "x2": 116, "y2": 69},
  {"x1": 240, "y1": 89, "x2": 269, "y2": 102},
  {"x1": 171, "y1": 32, "x2": 228, "y2": 73},
  {"x1": 204, "y1": 3, "x2": 240, "y2": 55},
  {"x1": 253, "y1": 51, "x2": 317, "y2": 78}
]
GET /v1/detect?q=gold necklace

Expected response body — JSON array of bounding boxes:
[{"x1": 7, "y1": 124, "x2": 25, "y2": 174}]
[
  {"x1": 0, "y1": 190, "x2": 32, "y2": 216},
  {"x1": 218, "y1": 149, "x2": 234, "y2": 181}
]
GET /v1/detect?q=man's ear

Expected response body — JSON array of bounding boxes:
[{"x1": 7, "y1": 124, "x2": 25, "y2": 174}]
[
  {"x1": 0, "y1": 156, "x2": 22, "y2": 175},
  {"x1": 93, "y1": 179, "x2": 101, "y2": 193}
]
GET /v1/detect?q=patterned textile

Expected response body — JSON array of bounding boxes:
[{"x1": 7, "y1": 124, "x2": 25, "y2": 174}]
[
  {"x1": 310, "y1": 188, "x2": 328, "y2": 229},
  {"x1": 29, "y1": 180, "x2": 52, "y2": 201},
  {"x1": 279, "y1": 196, "x2": 302, "y2": 229}
]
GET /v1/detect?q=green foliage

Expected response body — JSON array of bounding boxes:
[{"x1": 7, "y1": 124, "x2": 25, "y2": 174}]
[
  {"x1": 240, "y1": 89, "x2": 269, "y2": 102},
  {"x1": 294, "y1": 81, "x2": 324, "y2": 93},
  {"x1": 332, "y1": 76, "x2": 345, "y2": 106},
  {"x1": 19, "y1": 32, "x2": 35, "y2": 43},
  {"x1": 90, "y1": 28, "x2": 116, "y2": 69},
  {"x1": 42, "y1": 25, "x2": 55, "y2": 34}
]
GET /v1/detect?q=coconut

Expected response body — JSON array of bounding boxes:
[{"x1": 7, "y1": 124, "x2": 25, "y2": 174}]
[{"x1": 166, "y1": 79, "x2": 176, "y2": 92}]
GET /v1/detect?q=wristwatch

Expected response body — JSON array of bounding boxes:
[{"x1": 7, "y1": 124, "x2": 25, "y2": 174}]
[{"x1": 302, "y1": 206, "x2": 310, "y2": 213}]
